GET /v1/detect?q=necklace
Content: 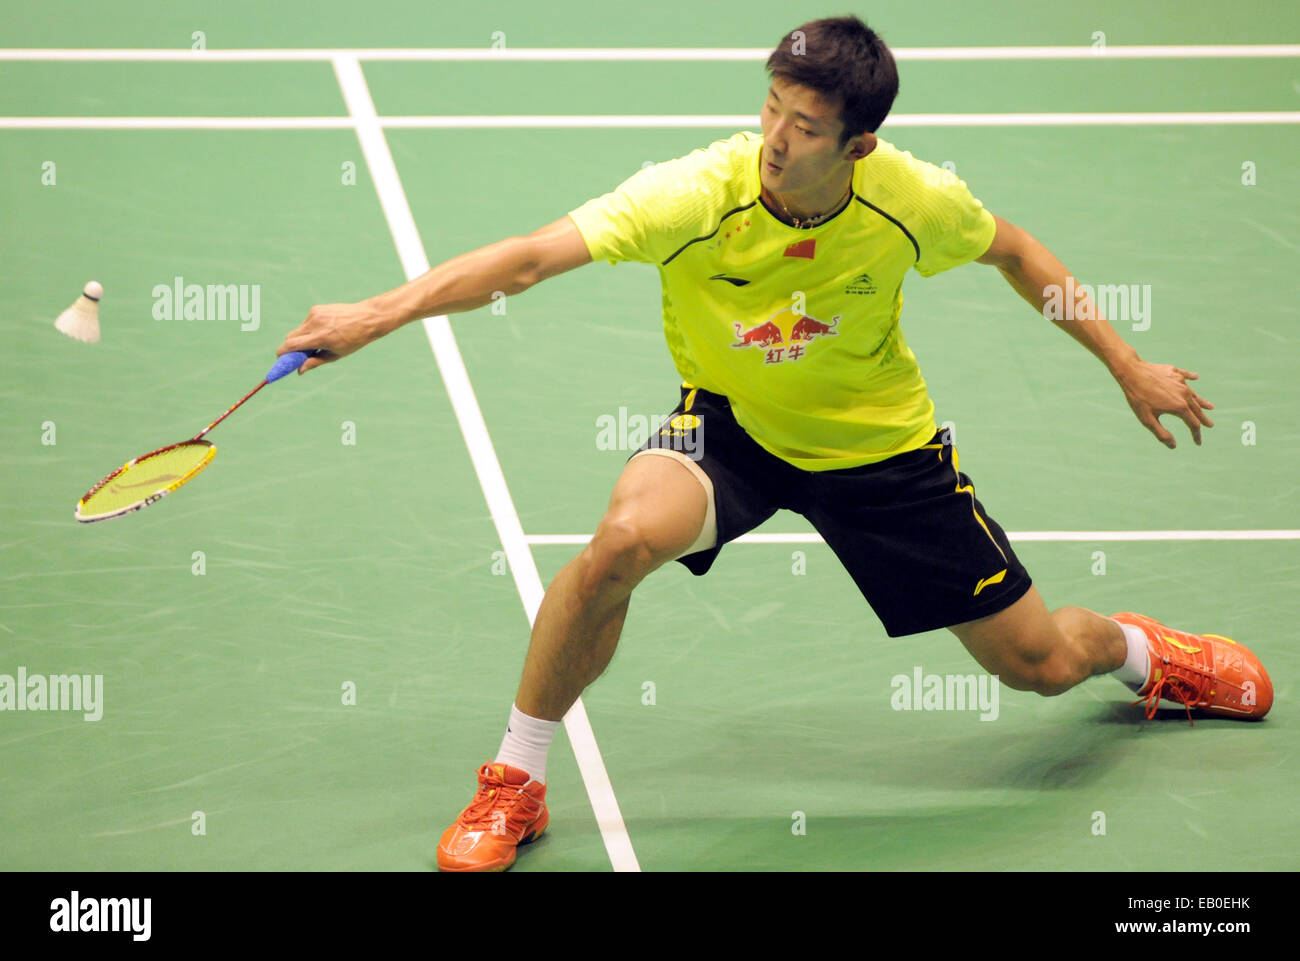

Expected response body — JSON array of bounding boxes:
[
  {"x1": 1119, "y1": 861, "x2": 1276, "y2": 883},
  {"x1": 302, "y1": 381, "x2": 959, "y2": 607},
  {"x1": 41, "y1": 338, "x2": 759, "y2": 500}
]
[{"x1": 772, "y1": 179, "x2": 853, "y2": 229}]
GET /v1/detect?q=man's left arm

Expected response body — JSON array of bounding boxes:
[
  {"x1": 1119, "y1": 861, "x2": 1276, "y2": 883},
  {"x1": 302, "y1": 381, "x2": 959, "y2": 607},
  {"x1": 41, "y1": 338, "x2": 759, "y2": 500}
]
[{"x1": 976, "y1": 214, "x2": 1214, "y2": 449}]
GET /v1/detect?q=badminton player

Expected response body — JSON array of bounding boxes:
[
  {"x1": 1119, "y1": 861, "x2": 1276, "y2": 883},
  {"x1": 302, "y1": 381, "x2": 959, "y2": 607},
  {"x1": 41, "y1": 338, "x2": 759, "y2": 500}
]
[{"x1": 277, "y1": 15, "x2": 1274, "y2": 872}]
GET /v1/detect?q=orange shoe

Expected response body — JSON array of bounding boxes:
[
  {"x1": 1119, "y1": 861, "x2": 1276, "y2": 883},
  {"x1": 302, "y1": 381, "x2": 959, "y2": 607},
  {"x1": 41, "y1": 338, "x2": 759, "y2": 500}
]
[
  {"x1": 437, "y1": 762, "x2": 549, "y2": 872},
  {"x1": 1112, "y1": 612, "x2": 1274, "y2": 723}
]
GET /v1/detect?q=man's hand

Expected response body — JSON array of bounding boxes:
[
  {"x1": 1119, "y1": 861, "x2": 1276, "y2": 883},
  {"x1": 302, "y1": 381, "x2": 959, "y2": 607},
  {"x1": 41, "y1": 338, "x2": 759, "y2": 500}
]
[
  {"x1": 976, "y1": 215, "x2": 1216, "y2": 451},
  {"x1": 1114, "y1": 358, "x2": 1215, "y2": 449},
  {"x1": 276, "y1": 300, "x2": 386, "y2": 374}
]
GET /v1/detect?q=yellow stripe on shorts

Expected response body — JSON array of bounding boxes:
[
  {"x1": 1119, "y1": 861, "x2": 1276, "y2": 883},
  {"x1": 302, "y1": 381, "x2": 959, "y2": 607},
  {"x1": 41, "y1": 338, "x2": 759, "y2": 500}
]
[{"x1": 943, "y1": 445, "x2": 1007, "y2": 564}]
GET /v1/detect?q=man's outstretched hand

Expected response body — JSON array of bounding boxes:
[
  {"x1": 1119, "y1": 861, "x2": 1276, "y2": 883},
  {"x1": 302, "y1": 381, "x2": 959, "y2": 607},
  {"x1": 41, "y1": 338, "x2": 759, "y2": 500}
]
[
  {"x1": 276, "y1": 301, "x2": 386, "y2": 374},
  {"x1": 1115, "y1": 359, "x2": 1215, "y2": 449}
]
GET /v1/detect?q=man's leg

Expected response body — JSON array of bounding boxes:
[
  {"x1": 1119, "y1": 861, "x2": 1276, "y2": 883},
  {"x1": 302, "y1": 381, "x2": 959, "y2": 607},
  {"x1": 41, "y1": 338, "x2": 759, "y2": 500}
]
[
  {"x1": 803, "y1": 434, "x2": 1271, "y2": 719},
  {"x1": 946, "y1": 586, "x2": 1126, "y2": 696},
  {"x1": 437, "y1": 451, "x2": 712, "y2": 871},
  {"x1": 947, "y1": 588, "x2": 1274, "y2": 721},
  {"x1": 515, "y1": 451, "x2": 712, "y2": 720}
]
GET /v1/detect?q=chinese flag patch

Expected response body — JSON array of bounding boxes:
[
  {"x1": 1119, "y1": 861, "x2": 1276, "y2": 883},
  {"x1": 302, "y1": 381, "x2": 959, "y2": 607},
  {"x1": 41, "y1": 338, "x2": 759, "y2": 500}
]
[{"x1": 783, "y1": 239, "x2": 816, "y2": 259}]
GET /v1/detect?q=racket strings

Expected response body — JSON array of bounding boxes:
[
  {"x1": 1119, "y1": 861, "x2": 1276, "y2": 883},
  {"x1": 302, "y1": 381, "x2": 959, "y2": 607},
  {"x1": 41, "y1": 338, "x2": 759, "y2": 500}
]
[{"x1": 77, "y1": 441, "x2": 216, "y2": 521}]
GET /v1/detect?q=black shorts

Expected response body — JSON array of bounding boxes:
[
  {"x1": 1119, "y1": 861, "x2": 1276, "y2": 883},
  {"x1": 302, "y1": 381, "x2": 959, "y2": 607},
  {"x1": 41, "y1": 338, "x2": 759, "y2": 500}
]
[{"x1": 629, "y1": 386, "x2": 1033, "y2": 637}]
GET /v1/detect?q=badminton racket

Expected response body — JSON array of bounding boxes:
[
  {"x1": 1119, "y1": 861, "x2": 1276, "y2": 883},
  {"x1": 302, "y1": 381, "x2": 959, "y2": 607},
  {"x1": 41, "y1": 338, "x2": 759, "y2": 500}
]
[{"x1": 74, "y1": 350, "x2": 321, "y2": 523}]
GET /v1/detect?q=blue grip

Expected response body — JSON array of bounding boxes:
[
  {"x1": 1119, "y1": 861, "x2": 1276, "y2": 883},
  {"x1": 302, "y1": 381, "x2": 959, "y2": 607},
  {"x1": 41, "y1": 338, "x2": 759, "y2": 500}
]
[{"x1": 266, "y1": 349, "x2": 321, "y2": 383}]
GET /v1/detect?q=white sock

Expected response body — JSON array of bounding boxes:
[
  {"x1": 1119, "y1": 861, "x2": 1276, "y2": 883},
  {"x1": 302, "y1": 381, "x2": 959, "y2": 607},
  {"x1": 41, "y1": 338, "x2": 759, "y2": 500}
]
[
  {"x1": 1111, "y1": 620, "x2": 1153, "y2": 691},
  {"x1": 494, "y1": 705, "x2": 559, "y2": 784}
]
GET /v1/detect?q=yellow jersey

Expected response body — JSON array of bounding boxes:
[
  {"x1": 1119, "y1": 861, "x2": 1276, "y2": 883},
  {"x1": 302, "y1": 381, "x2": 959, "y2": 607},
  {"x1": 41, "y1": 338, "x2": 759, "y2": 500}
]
[{"x1": 567, "y1": 131, "x2": 996, "y2": 470}]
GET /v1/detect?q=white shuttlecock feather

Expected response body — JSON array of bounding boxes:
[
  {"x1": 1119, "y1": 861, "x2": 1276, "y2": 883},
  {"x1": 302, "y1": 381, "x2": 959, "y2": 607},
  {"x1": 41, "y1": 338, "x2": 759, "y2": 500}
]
[{"x1": 55, "y1": 281, "x2": 102, "y2": 344}]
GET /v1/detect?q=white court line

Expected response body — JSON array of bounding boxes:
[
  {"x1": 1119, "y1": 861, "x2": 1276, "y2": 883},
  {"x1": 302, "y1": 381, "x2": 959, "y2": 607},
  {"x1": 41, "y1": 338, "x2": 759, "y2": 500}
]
[
  {"x1": 528, "y1": 530, "x2": 1300, "y2": 546},
  {"x1": 1, "y1": 44, "x2": 1299, "y2": 61},
  {"x1": 6, "y1": 111, "x2": 1300, "y2": 130},
  {"x1": 331, "y1": 55, "x2": 639, "y2": 873},
  {"x1": 0, "y1": 117, "x2": 354, "y2": 129},
  {"x1": 381, "y1": 112, "x2": 1300, "y2": 127}
]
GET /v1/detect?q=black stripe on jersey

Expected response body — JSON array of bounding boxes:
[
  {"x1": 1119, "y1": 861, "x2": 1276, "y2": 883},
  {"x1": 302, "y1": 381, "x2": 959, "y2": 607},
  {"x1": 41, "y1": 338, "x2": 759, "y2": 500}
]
[
  {"x1": 662, "y1": 201, "x2": 758, "y2": 266},
  {"x1": 853, "y1": 197, "x2": 920, "y2": 263}
]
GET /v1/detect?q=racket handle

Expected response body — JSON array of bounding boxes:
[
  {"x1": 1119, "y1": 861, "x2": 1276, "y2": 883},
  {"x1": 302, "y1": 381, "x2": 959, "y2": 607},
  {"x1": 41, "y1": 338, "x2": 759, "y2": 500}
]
[{"x1": 266, "y1": 349, "x2": 323, "y2": 383}]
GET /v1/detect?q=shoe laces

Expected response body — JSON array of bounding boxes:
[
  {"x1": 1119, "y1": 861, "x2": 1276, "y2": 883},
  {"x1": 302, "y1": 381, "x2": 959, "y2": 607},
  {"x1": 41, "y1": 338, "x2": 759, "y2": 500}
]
[
  {"x1": 1131, "y1": 654, "x2": 1212, "y2": 726},
  {"x1": 458, "y1": 767, "x2": 540, "y2": 837}
]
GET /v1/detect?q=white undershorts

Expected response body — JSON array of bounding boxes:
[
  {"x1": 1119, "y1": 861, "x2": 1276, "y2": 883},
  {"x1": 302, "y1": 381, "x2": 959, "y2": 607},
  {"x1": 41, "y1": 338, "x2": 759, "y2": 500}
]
[{"x1": 627, "y1": 448, "x2": 718, "y2": 559}]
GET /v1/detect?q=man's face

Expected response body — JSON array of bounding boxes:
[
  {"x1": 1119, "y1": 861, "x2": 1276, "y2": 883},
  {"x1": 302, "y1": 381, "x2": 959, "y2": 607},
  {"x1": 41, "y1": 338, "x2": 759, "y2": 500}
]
[{"x1": 760, "y1": 76, "x2": 858, "y2": 195}]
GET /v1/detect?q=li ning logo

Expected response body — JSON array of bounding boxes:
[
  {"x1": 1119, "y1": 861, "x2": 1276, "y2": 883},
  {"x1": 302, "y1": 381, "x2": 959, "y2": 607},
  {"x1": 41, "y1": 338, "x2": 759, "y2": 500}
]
[{"x1": 890, "y1": 667, "x2": 1000, "y2": 721}]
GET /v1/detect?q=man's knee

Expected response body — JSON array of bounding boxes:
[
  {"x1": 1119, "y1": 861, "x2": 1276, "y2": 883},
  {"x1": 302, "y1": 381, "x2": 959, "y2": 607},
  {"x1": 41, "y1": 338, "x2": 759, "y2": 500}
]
[
  {"x1": 970, "y1": 629, "x2": 1077, "y2": 697},
  {"x1": 952, "y1": 588, "x2": 1091, "y2": 698},
  {"x1": 1007, "y1": 655, "x2": 1077, "y2": 697},
  {"x1": 997, "y1": 631, "x2": 1082, "y2": 697},
  {"x1": 579, "y1": 512, "x2": 670, "y2": 594}
]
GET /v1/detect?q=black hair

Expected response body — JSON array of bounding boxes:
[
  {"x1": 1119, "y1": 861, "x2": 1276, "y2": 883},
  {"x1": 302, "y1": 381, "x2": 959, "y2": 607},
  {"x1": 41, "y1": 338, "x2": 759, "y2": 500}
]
[{"x1": 765, "y1": 15, "x2": 899, "y2": 147}]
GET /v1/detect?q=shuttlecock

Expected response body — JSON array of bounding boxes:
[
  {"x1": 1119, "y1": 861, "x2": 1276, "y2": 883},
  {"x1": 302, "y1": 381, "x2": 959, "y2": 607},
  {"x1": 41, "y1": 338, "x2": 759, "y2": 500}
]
[{"x1": 54, "y1": 281, "x2": 102, "y2": 344}]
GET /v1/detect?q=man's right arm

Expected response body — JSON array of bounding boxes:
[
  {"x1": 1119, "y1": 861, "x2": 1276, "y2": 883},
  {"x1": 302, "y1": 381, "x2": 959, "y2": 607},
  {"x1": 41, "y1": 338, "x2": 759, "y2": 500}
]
[{"x1": 276, "y1": 215, "x2": 593, "y2": 373}]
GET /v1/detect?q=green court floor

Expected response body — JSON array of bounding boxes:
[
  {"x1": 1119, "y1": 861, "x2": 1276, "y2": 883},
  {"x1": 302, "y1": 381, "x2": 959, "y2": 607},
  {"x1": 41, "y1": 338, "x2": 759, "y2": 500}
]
[{"x1": 2, "y1": 0, "x2": 1297, "y2": 872}]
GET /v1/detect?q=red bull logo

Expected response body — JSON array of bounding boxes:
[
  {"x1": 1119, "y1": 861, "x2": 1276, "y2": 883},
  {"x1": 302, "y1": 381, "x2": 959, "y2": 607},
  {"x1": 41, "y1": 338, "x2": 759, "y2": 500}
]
[
  {"x1": 790, "y1": 314, "x2": 838, "y2": 341},
  {"x1": 731, "y1": 308, "x2": 839, "y2": 365},
  {"x1": 732, "y1": 320, "x2": 783, "y2": 348}
]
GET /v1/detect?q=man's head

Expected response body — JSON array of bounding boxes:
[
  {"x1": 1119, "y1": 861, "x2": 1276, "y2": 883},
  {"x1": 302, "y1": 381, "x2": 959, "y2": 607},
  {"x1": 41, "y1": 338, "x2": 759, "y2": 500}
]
[{"x1": 761, "y1": 16, "x2": 898, "y2": 196}]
